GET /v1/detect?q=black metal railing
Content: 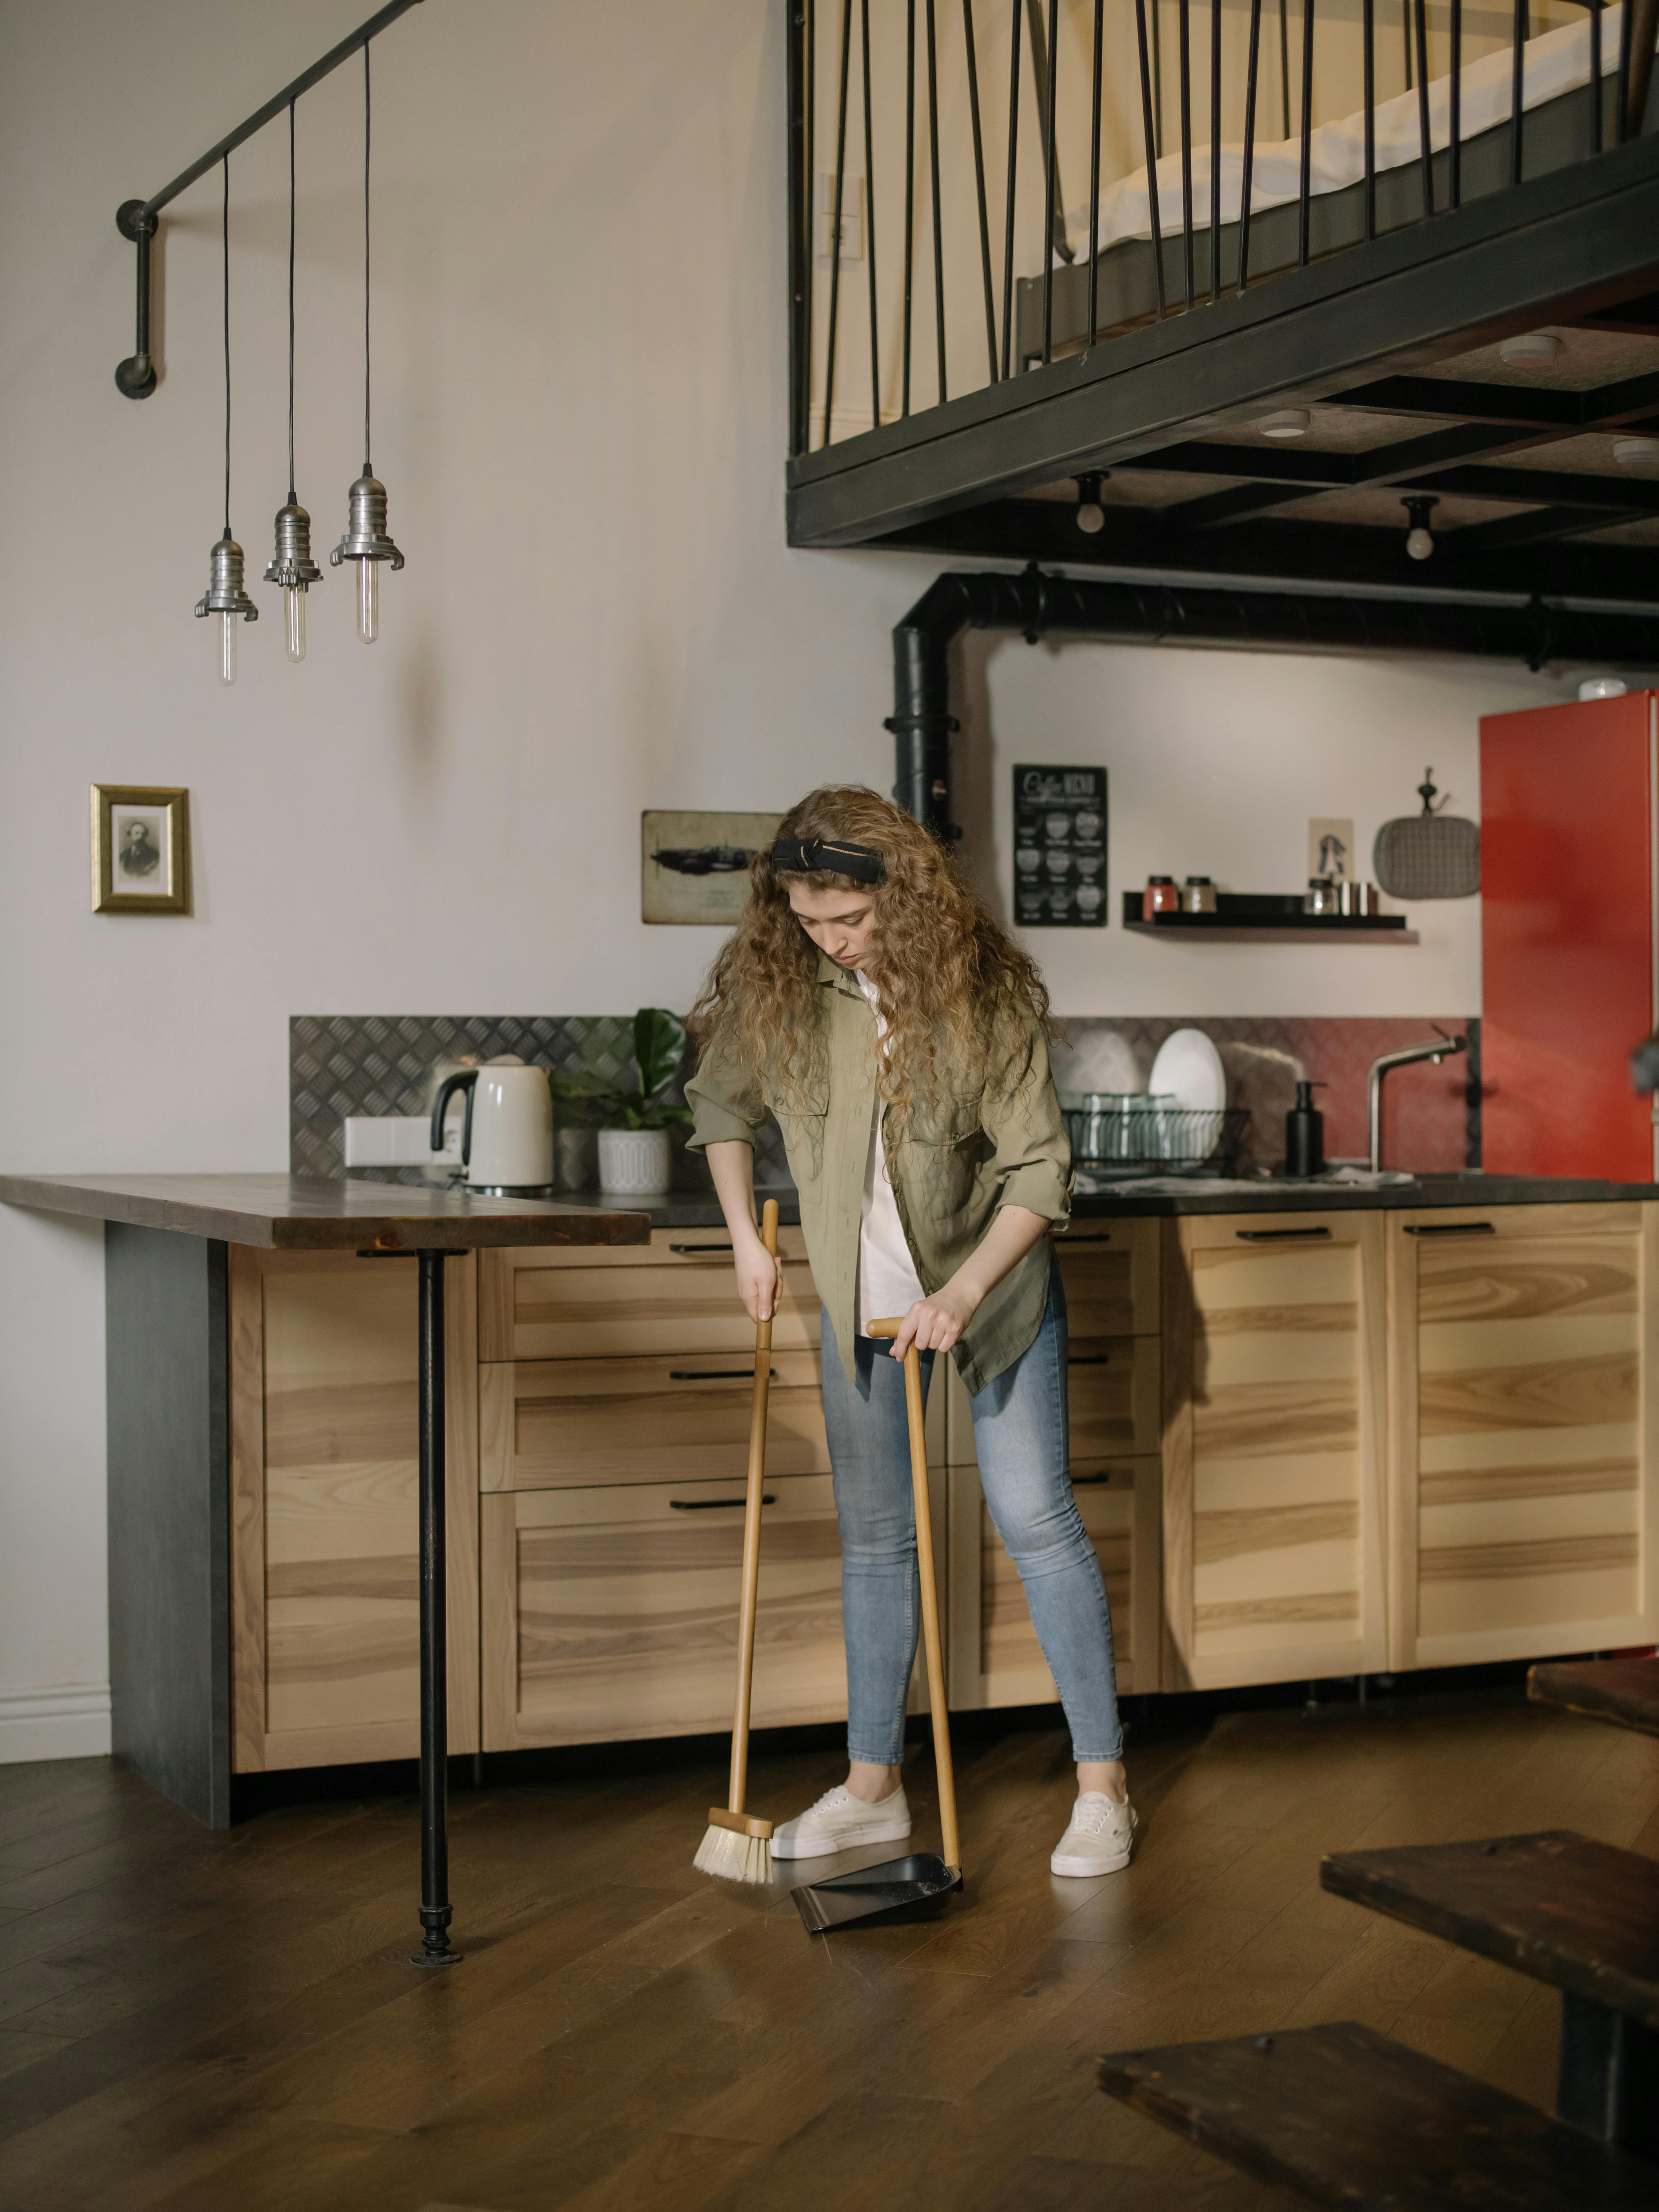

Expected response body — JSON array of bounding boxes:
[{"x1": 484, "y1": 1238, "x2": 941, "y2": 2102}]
[{"x1": 788, "y1": 0, "x2": 1656, "y2": 458}]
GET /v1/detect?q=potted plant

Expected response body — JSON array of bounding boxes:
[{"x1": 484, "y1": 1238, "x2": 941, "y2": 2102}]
[{"x1": 553, "y1": 1008, "x2": 692, "y2": 1195}]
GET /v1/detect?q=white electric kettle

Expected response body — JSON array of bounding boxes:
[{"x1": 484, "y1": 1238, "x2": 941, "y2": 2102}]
[{"x1": 430, "y1": 1057, "x2": 553, "y2": 1193}]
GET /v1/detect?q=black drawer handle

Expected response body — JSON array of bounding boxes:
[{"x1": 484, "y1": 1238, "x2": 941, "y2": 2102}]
[
  {"x1": 1235, "y1": 1227, "x2": 1332, "y2": 1242},
  {"x1": 669, "y1": 1494, "x2": 775, "y2": 1510},
  {"x1": 1068, "y1": 1355, "x2": 1111, "y2": 1367},
  {"x1": 668, "y1": 1367, "x2": 777, "y2": 1381},
  {"x1": 1071, "y1": 1471, "x2": 1112, "y2": 1486},
  {"x1": 1404, "y1": 1221, "x2": 1496, "y2": 1237},
  {"x1": 668, "y1": 1241, "x2": 735, "y2": 1254}
]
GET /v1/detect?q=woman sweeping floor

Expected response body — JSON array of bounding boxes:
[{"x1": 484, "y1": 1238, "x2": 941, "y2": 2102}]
[{"x1": 686, "y1": 786, "x2": 1135, "y2": 1879}]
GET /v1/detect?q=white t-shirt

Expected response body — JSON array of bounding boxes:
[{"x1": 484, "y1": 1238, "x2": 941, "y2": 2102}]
[{"x1": 854, "y1": 970, "x2": 925, "y2": 1334}]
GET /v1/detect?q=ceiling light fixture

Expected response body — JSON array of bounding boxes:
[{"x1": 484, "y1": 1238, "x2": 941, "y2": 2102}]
[
  {"x1": 1260, "y1": 408, "x2": 1311, "y2": 439},
  {"x1": 194, "y1": 156, "x2": 257, "y2": 683},
  {"x1": 1614, "y1": 437, "x2": 1659, "y2": 468},
  {"x1": 1403, "y1": 494, "x2": 1438, "y2": 561},
  {"x1": 1499, "y1": 331, "x2": 1563, "y2": 365},
  {"x1": 265, "y1": 103, "x2": 321, "y2": 663},
  {"x1": 332, "y1": 44, "x2": 403, "y2": 642},
  {"x1": 1074, "y1": 471, "x2": 1106, "y2": 533}
]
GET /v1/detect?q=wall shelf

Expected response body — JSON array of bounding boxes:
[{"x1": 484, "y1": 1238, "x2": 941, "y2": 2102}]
[{"x1": 1122, "y1": 893, "x2": 1417, "y2": 943}]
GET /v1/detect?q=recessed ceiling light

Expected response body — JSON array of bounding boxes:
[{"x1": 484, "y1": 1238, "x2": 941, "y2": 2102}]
[
  {"x1": 1499, "y1": 331, "x2": 1563, "y2": 365},
  {"x1": 1260, "y1": 408, "x2": 1311, "y2": 439},
  {"x1": 1614, "y1": 437, "x2": 1659, "y2": 467}
]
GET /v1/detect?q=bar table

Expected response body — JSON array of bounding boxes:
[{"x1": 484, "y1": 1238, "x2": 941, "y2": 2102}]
[{"x1": 0, "y1": 1173, "x2": 650, "y2": 1966}]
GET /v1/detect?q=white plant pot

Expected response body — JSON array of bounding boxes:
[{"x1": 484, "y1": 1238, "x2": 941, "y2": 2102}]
[{"x1": 598, "y1": 1126, "x2": 672, "y2": 1194}]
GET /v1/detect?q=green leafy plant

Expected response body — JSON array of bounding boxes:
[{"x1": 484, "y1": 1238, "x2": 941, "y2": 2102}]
[{"x1": 551, "y1": 1008, "x2": 692, "y2": 1131}]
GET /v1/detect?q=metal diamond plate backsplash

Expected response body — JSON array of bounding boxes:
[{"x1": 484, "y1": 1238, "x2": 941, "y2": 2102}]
[{"x1": 290, "y1": 1015, "x2": 790, "y2": 1189}]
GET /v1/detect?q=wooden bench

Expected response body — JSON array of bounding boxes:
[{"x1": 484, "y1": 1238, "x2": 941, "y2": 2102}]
[
  {"x1": 1529, "y1": 1657, "x2": 1659, "y2": 1741},
  {"x1": 1097, "y1": 2021, "x2": 1657, "y2": 2210}
]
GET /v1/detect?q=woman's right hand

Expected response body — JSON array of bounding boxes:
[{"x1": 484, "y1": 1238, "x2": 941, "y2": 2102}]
[{"x1": 733, "y1": 1230, "x2": 783, "y2": 1324}]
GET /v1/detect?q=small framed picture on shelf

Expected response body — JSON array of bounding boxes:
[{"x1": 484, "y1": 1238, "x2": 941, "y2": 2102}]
[{"x1": 91, "y1": 785, "x2": 191, "y2": 915}]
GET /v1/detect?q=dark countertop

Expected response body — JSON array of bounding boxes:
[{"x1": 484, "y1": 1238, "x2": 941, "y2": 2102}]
[{"x1": 0, "y1": 1173, "x2": 652, "y2": 1252}]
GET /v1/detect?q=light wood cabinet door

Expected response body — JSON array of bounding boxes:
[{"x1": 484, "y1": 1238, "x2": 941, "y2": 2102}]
[
  {"x1": 228, "y1": 1249, "x2": 480, "y2": 1773},
  {"x1": 1057, "y1": 1219, "x2": 1161, "y2": 1345},
  {"x1": 1387, "y1": 1203, "x2": 1659, "y2": 1670},
  {"x1": 946, "y1": 1457, "x2": 1161, "y2": 1708},
  {"x1": 480, "y1": 1349, "x2": 830, "y2": 1490},
  {"x1": 481, "y1": 1470, "x2": 946, "y2": 1751},
  {"x1": 478, "y1": 1227, "x2": 818, "y2": 1360},
  {"x1": 1162, "y1": 1213, "x2": 1388, "y2": 1692}
]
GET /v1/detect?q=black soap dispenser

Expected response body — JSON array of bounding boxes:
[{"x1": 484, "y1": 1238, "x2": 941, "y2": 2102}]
[{"x1": 1285, "y1": 1081, "x2": 1327, "y2": 1179}]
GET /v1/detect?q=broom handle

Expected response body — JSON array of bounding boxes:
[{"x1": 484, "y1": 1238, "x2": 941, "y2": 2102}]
[
  {"x1": 727, "y1": 1197, "x2": 779, "y2": 1818},
  {"x1": 869, "y1": 1320, "x2": 959, "y2": 1872}
]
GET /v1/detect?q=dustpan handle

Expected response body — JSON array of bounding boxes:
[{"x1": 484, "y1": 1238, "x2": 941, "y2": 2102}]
[
  {"x1": 867, "y1": 1319, "x2": 959, "y2": 1872},
  {"x1": 727, "y1": 1198, "x2": 779, "y2": 1818}
]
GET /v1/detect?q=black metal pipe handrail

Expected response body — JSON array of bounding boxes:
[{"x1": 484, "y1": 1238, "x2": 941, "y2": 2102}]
[{"x1": 114, "y1": 0, "x2": 422, "y2": 399}]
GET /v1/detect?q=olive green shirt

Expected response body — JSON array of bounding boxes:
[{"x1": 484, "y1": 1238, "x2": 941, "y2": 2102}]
[{"x1": 685, "y1": 952, "x2": 1072, "y2": 1394}]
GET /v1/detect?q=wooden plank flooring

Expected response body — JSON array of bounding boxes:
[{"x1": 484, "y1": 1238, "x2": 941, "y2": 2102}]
[{"x1": 0, "y1": 1696, "x2": 1656, "y2": 2211}]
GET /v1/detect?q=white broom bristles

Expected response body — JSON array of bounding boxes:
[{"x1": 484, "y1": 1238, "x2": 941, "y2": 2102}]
[{"x1": 693, "y1": 1821, "x2": 774, "y2": 1884}]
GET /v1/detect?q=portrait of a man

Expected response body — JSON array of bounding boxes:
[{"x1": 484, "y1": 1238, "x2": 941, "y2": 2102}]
[
  {"x1": 92, "y1": 785, "x2": 190, "y2": 914},
  {"x1": 117, "y1": 818, "x2": 163, "y2": 879}
]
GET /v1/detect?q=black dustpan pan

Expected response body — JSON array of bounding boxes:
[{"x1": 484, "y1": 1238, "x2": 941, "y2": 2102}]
[
  {"x1": 793, "y1": 1853, "x2": 962, "y2": 1933},
  {"x1": 794, "y1": 1324, "x2": 963, "y2": 1937}
]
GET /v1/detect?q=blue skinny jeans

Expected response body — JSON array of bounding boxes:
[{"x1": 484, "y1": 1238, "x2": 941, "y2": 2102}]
[{"x1": 819, "y1": 1262, "x2": 1124, "y2": 1767}]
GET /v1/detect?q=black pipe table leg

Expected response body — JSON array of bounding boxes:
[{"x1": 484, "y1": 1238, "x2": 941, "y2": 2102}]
[
  {"x1": 1557, "y1": 1990, "x2": 1659, "y2": 2158},
  {"x1": 413, "y1": 1246, "x2": 463, "y2": 1968}
]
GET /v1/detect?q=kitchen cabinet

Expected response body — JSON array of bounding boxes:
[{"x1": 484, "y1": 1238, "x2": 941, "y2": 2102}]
[
  {"x1": 228, "y1": 1247, "x2": 481, "y2": 1773},
  {"x1": 946, "y1": 1221, "x2": 1163, "y2": 1708},
  {"x1": 1385, "y1": 1203, "x2": 1659, "y2": 1669},
  {"x1": 1160, "y1": 1212, "x2": 1388, "y2": 1693}
]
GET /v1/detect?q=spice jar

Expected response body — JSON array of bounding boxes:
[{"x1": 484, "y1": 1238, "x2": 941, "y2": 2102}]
[
  {"x1": 1182, "y1": 875, "x2": 1217, "y2": 914},
  {"x1": 1143, "y1": 875, "x2": 1179, "y2": 918},
  {"x1": 1304, "y1": 875, "x2": 1339, "y2": 915}
]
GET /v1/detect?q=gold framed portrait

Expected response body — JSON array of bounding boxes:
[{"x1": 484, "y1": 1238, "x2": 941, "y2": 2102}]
[{"x1": 91, "y1": 785, "x2": 192, "y2": 914}]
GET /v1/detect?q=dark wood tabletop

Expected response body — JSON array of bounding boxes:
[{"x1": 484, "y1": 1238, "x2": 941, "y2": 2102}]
[{"x1": 0, "y1": 1172, "x2": 653, "y2": 1252}]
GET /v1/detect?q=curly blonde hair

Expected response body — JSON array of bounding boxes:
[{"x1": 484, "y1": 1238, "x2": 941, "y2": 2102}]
[{"x1": 687, "y1": 785, "x2": 1054, "y2": 1127}]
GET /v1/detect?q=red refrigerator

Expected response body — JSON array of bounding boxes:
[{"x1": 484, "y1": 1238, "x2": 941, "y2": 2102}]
[{"x1": 1481, "y1": 691, "x2": 1659, "y2": 1181}]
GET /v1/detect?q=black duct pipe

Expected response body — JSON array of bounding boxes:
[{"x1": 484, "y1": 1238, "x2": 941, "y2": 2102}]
[{"x1": 885, "y1": 563, "x2": 1659, "y2": 835}]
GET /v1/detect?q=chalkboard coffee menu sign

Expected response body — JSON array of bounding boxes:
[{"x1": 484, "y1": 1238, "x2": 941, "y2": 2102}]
[{"x1": 1013, "y1": 765, "x2": 1107, "y2": 929}]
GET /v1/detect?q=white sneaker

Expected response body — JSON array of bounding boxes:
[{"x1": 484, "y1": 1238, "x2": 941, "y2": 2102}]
[
  {"x1": 1050, "y1": 1791, "x2": 1137, "y2": 1877},
  {"x1": 768, "y1": 1783, "x2": 912, "y2": 1861}
]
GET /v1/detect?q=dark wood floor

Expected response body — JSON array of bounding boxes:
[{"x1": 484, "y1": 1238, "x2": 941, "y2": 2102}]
[{"x1": 2, "y1": 1692, "x2": 1656, "y2": 2212}]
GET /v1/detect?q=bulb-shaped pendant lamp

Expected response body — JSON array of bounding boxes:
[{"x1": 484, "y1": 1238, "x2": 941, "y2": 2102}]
[
  {"x1": 331, "y1": 44, "x2": 403, "y2": 641},
  {"x1": 1403, "y1": 494, "x2": 1438, "y2": 562},
  {"x1": 265, "y1": 103, "x2": 321, "y2": 662},
  {"x1": 194, "y1": 156, "x2": 256, "y2": 682}
]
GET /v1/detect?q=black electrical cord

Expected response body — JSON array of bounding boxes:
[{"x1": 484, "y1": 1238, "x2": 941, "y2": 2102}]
[
  {"x1": 362, "y1": 41, "x2": 372, "y2": 474},
  {"x1": 287, "y1": 100, "x2": 296, "y2": 505},
  {"x1": 222, "y1": 153, "x2": 231, "y2": 536}
]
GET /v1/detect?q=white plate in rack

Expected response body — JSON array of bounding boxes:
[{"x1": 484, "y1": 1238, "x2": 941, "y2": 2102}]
[{"x1": 1149, "y1": 1028, "x2": 1227, "y2": 1114}]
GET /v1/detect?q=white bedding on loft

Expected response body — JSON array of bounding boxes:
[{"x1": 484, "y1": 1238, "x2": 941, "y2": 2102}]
[{"x1": 1062, "y1": 3, "x2": 1641, "y2": 257}]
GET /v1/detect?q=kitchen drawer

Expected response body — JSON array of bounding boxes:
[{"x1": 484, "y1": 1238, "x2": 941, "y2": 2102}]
[
  {"x1": 1057, "y1": 1219, "x2": 1160, "y2": 1343},
  {"x1": 480, "y1": 1349, "x2": 830, "y2": 1490},
  {"x1": 947, "y1": 1455, "x2": 1161, "y2": 1707},
  {"x1": 479, "y1": 1227, "x2": 818, "y2": 1360},
  {"x1": 481, "y1": 1469, "x2": 945, "y2": 1751},
  {"x1": 942, "y1": 1333, "x2": 1159, "y2": 1469}
]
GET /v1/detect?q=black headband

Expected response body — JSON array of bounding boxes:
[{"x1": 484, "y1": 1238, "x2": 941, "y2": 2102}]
[{"x1": 770, "y1": 835, "x2": 884, "y2": 884}]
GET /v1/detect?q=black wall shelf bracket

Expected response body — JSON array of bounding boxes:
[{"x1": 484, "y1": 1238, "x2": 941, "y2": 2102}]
[{"x1": 113, "y1": 0, "x2": 424, "y2": 400}]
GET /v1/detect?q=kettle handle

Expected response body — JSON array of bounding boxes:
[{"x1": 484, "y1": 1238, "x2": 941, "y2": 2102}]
[{"x1": 431, "y1": 1071, "x2": 477, "y2": 1166}]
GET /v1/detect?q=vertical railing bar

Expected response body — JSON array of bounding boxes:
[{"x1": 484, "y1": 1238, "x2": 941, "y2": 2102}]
[
  {"x1": 1000, "y1": 0, "x2": 1022, "y2": 377},
  {"x1": 1509, "y1": 0, "x2": 1525, "y2": 185},
  {"x1": 1363, "y1": 0, "x2": 1376, "y2": 238},
  {"x1": 1588, "y1": 0, "x2": 1602, "y2": 155},
  {"x1": 1152, "y1": 0, "x2": 1165, "y2": 155},
  {"x1": 1209, "y1": 0, "x2": 1222, "y2": 302},
  {"x1": 926, "y1": 0, "x2": 947, "y2": 402},
  {"x1": 962, "y1": 0, "x2": 999, "y2": 383},
  {"x1": 1280, "y1": 0, "x2": 1292, "y2": 137},
  {"x1": 1088, "y1": 0, "x2": 1104, "y2": 342},
  {"x1": 805, "y1": 0, "x2": 815, "y2": 447},
  {"x1": 1618, "y1": 0, "x2": 1633, "y2": 142},
  {"x1": 1135, "y1": 0, "x2": 1168, "y2": 318},
  {"x1": 788, "y1": 0, "x2": 808, "y2": 455},
  {"x1": 1239, "y1": 0, "x2": 1263, "y2": 291},
  {"x1": 821, "y1": 0, "x2": 852, "y2": 449},
  {"x1": 1298, "y1": 0, "x2": 1315, "y2": 265},
  {"x1": 1179, "y1": 0, "x2": 1195, "y2": 311},
  {"x1": 860, "y1": 0, "x2": 880, "y2": 432},
  {"x1": 903, "y1": 0, "x2": 915, "y2": 414},
  {"x1": 1403, "y1": 0, "x2": 1413, "y2": 92},
  {"x1": 1025, "y1": 0, "x2": 1072, "y2": 263},
  {"x1": 1042, "y1": 0, "x2": 1059, "y2": 360},
  {"x1": 1449, "y1": 0, "x2": 1462, "y2": 206},
  {"x1": 1415, "y1": 0, "x2": 1434, "y2": 214}
]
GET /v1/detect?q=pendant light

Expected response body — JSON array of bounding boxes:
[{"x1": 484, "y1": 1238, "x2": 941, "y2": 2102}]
[
  {"x1": 1403, "y1": 495, "x2": 1438, "y2": 562},
  {"x1": 1074, "y1": 472, "x2": 1106, "y2": 535},
  {"x1": 265, "y1": 103, "x2": 321, "y2": 661},
  {"x1": 332, "y1": 43, "x2": 403, "y2": 641},
  {"x1": 194, "y1": 156, "x2": 257, "y2": 682}
]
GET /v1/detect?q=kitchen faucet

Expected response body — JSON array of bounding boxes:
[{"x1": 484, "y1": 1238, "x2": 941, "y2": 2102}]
[{"x1": 1368, "y1": 1029, "x2": 1468, "y2": 1172}]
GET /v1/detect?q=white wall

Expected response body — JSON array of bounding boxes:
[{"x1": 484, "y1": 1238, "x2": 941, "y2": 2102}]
[{"x1": 0, "y1": 0, "x2": 1591, "y2": 1756}]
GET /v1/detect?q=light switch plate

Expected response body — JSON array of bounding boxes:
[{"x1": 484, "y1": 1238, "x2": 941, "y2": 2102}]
[{"x1": 343, "y1": 1115, "x2": 463, "y2": 1168}]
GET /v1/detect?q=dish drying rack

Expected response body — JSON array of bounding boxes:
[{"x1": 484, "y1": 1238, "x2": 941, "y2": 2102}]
[{"x1": 1062, "y1": 1095, "x2": 1252, "y2": 1180}]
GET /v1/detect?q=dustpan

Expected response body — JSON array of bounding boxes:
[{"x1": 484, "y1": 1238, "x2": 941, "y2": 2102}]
[{"x1": 793, "y1": 1322, "x2": 963, "y2": 1933}]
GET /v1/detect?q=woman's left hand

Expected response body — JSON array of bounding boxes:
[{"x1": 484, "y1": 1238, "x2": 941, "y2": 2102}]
[{"x1": 890, "y1": 1279, "x2": 982, "y2": 1360}]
